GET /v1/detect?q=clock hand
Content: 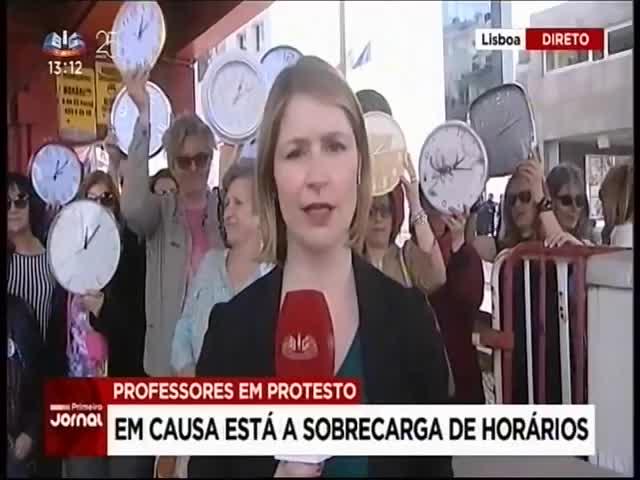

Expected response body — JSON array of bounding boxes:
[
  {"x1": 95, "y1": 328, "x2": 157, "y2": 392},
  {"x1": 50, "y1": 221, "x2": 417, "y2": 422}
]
[
  {"x1": 53, "y1": 159, "x2": 60, "y2": 181},
  {"x1": 86, "y1": 225, "x2": 101, "y2": 247},
  {"x1": 137, "y1": 16, "x2": 144, "y2": 39},
  {"x1": 83, "y1": 228, "x2": 89, "y2": 250},
  {"x1": 498, "y1": 117, "x2": 522, "y2": 135},
  {"x1": 140, "y1": 21, "x2": 149, "y2": 37}
]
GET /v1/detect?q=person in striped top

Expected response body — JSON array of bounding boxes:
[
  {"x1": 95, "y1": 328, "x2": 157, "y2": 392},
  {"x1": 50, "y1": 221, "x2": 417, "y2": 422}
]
[
  {"x1": 7, "y1": 173, "x2": 67, "y2": 478},
  {"x1": 7, "y1": 173, "x2": 54, "y2": 340}
]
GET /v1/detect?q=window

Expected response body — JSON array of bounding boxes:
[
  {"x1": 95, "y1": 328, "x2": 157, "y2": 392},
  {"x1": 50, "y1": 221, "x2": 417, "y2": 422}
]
[
  {"x1": 608, "y1": 23, "x2": 633, "y2": 55},
  {"x1": 545, "y1": 50, "x2": 589, "y2": 72},
  {"x1": 237, "y1": 31, "x2": 247, "y2": 50},
  {"x1": 254, "y1": 23, "x2": 264, "y2": 53}
]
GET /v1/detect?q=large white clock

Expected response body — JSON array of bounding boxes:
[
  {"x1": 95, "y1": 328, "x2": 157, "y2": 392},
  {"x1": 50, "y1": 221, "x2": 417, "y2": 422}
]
[
  {"x1": 202, "y1": 50, "x2": 268, "y2": 144},
  {"x1": 364, "y1": 111, "x2": 407, "y2": 197},
  {"x1": 110, "y1": 81, "x2": 172, "y2": 158},
  {"x1": 47, "y1": 200, "x2": 121, "y2": 295},
  {"x1": 30, "y1": 143, "x2": 83, "y2": 206},
  {"x1": 260, "y1": 45, "x2": 302, "y2": 91},
  {"x1": 419, "y1": 121, "x2": 488, "y2": 214},
  {"x1": 111, "y1": 1, "x2": 166, "y2": 75}
]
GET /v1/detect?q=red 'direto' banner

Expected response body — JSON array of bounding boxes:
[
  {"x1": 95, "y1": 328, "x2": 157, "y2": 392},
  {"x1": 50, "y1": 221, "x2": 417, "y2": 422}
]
[{"x1": 525, "y1": 28, "x2": 604, "y2": 51}]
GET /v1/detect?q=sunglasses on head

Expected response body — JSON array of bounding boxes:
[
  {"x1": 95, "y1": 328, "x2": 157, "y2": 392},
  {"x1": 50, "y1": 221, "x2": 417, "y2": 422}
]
[
  {"x1": 556, "y1": 194, "x2": 585, "y2": 208},
  {"x1": 506, "y1": 191, "x2": 532, "y2": 207},
  {"x1": 87, "y1": 192, "x2": 115, "y2": 207},
  {"x1": 176, "y1": 153, "x2": 211, "y2": 171},
  {"x1": 7, "y1": 194, "x2": 29, "y2": 211}
]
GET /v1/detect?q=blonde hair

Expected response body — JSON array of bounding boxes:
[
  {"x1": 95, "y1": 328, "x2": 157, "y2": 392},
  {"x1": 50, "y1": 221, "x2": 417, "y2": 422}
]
[
  {"x1": 161, "y1": 113, "x2": 216, "y2": 169},
  {"x1": 256, "y1": 56, "x2": 372, "y2": 265},
  {"x1": 600, "y1": 162, "x2": 633, "y2": 228}
]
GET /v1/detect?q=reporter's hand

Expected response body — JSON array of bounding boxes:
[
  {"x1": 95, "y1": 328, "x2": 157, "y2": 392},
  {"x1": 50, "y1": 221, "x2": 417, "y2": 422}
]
[
  {"x1": 14, "y1": 433, "x2": 33, "y2": 461},
  {"x1": 274, "y1": 461, "x2": 324, "y2": 478}
]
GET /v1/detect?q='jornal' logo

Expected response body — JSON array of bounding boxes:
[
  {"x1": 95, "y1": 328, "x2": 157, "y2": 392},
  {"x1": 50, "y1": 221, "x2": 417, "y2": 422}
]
[
  {"x1": 282, "y1": 333, "x2": 319, "y2": 360},
  {"x1": 49, "y1": 412, "x2": 103, "y2": 428}
]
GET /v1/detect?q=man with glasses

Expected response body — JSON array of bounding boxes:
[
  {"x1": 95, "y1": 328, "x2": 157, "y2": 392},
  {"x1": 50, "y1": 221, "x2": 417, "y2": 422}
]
[{"x1": 119, "y1": 71, "x2": 224, "y2": 382}]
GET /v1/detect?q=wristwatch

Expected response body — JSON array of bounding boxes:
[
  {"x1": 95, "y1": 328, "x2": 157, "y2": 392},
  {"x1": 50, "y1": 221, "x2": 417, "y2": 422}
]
[{"x1": 537, "y1": 197, "x2": 553, "y2": 213}]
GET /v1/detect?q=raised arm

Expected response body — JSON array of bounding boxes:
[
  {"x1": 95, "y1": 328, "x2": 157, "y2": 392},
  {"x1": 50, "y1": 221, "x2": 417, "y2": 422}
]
[
  {"x1": 119, "y1": 70, "x2": 162, "y2": 238},
  {"x1": 401, "y1": 155, "x2": 446, "y2": 294}
]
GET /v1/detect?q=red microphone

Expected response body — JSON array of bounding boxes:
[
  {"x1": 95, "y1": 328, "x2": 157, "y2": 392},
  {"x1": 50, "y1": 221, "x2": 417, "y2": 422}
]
[
  {"x1": 275, "y1": 290, "x2": 334, "y2": 465},
  {"x1": 275, "y1": 290, "x2": 335, "y2": 378}
]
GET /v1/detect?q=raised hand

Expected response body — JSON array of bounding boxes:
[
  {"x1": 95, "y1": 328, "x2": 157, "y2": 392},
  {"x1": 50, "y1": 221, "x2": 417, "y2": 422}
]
[
  {"x1": 123, "y1": 68, "x2": 150, "y2": 116},
  {"x1": 399, "y1": 153, "x2": 421, "y2": 212},
  {"x1": 443, "y1": 206, "x2": 470, "y2": 253},
  {"x1": 81, "y1": 290, "x2": 105, "y2": 317},
  {"x1": 516, "y1": 158, "x2": 546, "y2": 203}
]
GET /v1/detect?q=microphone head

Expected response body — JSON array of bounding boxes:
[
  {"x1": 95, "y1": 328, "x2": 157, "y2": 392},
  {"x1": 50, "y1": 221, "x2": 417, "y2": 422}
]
[{"x1": 275, "y1": 290, "x2": 335, "y2": 377}]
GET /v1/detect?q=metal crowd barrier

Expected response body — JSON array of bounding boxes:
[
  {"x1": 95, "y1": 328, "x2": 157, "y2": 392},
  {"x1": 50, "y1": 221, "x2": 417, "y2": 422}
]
[{"x1": 488, "y1": 241, "x2": 621, "y2": 405}]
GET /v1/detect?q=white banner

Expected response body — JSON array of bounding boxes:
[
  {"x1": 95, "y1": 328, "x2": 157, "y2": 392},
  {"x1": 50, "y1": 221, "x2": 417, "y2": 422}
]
[
  {"x1": 107, "y1": 404, "x2": 595, "y2": 456},
  {"x1": 475, "y1": 29, "x2": 527, "y2": 50}
]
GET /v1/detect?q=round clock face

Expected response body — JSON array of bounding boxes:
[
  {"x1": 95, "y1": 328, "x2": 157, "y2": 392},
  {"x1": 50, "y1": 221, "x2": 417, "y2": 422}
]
[
  {"x1": 468, "y1": 83, "x2": 536, "y2": 177},
  {"x1": 111, "y1": 1, "x2": 166, "y2": 75},
  {"x1": 47, "y1": 200, "x2": 121, "y2": 295},
  {"x1": 364, "y1": 111, "x2": 407, "y2": 196},
  {"x1": 30, "y1": 143, "x2": 83, "y2": 206},
  {"x1": 260, "y1": 45, "x2": 302, "y2": 91},
  {"x1": 111, "y1": 81, "x2": 172, "y2": 157},
  {"x1": 419, "y1": 121, "x2": 488, "y2": 214},
  {"x1": 202, "y1": 51, "x2": 268, "y2": 144}
]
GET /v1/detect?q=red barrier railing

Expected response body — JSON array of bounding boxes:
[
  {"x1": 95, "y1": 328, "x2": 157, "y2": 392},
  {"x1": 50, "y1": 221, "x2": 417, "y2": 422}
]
[{"x1": 490, "y1": 241, "x2": 621, "y2": 404}]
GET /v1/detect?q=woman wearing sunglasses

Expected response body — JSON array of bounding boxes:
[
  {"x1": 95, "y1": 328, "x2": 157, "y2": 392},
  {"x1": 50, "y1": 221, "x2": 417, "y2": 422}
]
[
  {"x1": 62, "y1": 171, "x2": 152, "y2": 478},
  {"x1": 7, "y1": 240, "x2": 45, "y2": 479},
  {"x1": 7, "y1": 173, "x2": 67, "y2": 478},
  {"x1": 191, "y1": 56, "x2": 451, "y2": 478}
]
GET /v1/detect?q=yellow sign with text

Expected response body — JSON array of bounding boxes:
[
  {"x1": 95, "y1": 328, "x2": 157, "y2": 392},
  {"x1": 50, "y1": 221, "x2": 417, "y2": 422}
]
[
  {"x1": 56, "y1": 69, "x2": 97, "y2": 142},
  {"x1": 95, "y1": 59, "x2": 123, "y2": 127}
]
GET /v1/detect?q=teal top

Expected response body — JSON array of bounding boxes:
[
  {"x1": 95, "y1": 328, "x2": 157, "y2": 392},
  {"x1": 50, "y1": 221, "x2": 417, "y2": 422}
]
[{"x1": 323, "y1": 332, "x2": 368, "y2": 478}]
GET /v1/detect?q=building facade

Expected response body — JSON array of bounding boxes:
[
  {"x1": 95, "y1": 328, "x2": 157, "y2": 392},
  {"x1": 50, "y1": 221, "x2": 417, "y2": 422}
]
[
  {"x1": 520, "y1": 2, "x2": 633, "y2": 172},
  {"x1": 442, "y1": 1, "x2": 514, "y2": 121}
]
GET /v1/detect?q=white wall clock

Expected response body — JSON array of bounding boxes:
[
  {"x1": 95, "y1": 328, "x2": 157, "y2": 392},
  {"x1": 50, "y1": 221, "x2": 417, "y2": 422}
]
[
  {"x1": 260, "y1": 45, "x2": 302, "y2": 91},
  {"x1": 419, "y1": 121, "x2": 488, "y2": 214},
  {"x1": 111, "y1": 1, "x2": 166, "y2": 75},
  {"x1": 30, "y1": 143, "x2": 83, "y2": 206},
  {"x1": 364, "y1": 111, "x2": 407, "y2": 196},
  {"x1": 202, "y1": 50, "x2": 268, "y2": 144},
  {"x1": 110, "y1": 81, "x2": 172, "y2": 158},
  {"x1": 47, "y1": 200, "x2": 121, "y2": 295}
]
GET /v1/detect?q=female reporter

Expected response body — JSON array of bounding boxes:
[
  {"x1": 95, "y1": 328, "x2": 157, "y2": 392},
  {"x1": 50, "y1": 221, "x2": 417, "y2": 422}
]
[{"x1": 191, "y1": 56, "x2": 452, "y2": 478}]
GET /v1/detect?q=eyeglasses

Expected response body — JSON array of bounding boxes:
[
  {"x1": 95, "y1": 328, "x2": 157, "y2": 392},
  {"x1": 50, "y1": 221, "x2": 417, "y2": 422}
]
[
  {"x1": 506, "y1": 191, "x2": 532, "y2": 207},
  {"x1": 7, "y1": 194, "x2": 29, "y2": 211},
  {"x1": 87, "y1": 192, "x2": 115, "y2": 207},
  {"x1": 557, "y1": 194, "x2": 585, "y2": 208},
  {"x1": 175, "y1": 153, "x2": 211, "y2": 171},
  {"x1": 369, "y1": 204, "x2": 392, "y2": 219}
]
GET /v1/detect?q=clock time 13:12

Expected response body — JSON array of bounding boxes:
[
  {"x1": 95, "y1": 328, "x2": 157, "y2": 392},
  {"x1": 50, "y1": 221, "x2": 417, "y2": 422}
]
[{"x1": 48, "y1": 60, "x2": 83, "y2": 76}]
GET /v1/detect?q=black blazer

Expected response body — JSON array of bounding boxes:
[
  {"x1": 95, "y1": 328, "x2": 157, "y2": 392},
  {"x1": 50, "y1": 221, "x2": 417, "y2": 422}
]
[
  {"x1": 190, "y1": 254, "x2": 453, "y2": 478},
  {"x1": 89, "y1": 226, "x2": 148, "y2": 377}
]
